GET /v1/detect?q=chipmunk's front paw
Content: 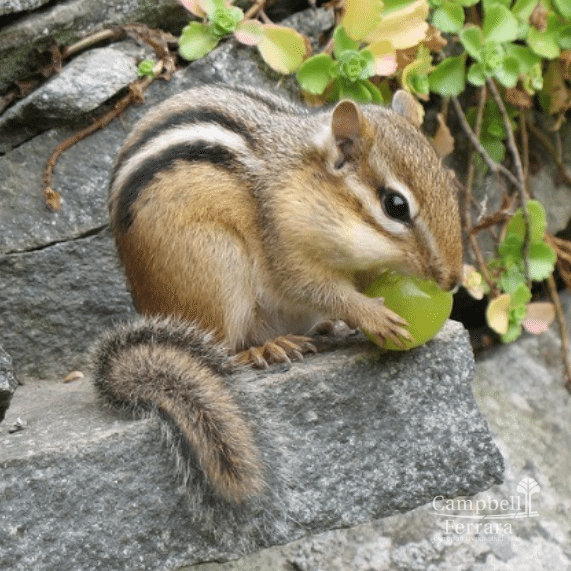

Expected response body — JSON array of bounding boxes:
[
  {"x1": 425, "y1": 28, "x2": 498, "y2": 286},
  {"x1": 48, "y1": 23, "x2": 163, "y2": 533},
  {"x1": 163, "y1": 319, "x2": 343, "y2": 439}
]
[
  {"x1": 236, "y1": 335, "x2": 317, "y2": 369},
  {"x1": 350, "y1": 298, "x2": 413, "y2": 349}
]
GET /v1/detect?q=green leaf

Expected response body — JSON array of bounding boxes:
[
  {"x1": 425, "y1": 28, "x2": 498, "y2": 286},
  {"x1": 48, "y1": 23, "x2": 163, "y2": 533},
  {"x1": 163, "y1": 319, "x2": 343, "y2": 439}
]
[
  {"x1": 505, "y1": 199, "x2": 547, "y2": 244},
  {"x1": 333, "y1": 26, "x2": 360, "y2": 59},
  {"x1": 510, "y1": 304, "x2": 528, "y2": 322},
  {"x1": 257, "y1": 25, "x2": 308, "y2": 74},
  {"x1": 498, "y1": 264, "x2": 526, "y2": 294},
  {"x1": 210, "y1": 7, "x2": 243, "y2": 40},
  {"x1": 384, "y1": 0, "x2": 428, "y2": 13},
  {"x1": 362, "y1": 79, "x2": 385, "y2": 103},
  {"x1": 483, "y1": 0, "x2": 510, "y2": 9},
  {"x1": 467, "y1": 61, "x2": 488, "y2": 85},
  {"x1": 409, "y1": 73, "x2": 430, "y2": 96},
  {"x1": 296, "y1": 54, "x2": 337, "y2": 94},
  {"x1": 428, "y1": 55, "x2": 466, "y2": 96},
  {"x1": 342, "y1": 0, "x2": 384, "y2": 41},
  {"x1": 482, "y1": 4, "x2": 519, "y2": 43},
  {"x1": 178, "y1": 22, "x2": 219, "y2": 61},
  {"x1": 482, "y1": 102, "x2": 506, "y2": 138},
  {"x1": 137, "y1": 59, "x2": 156, "y2": 78},
  {"x1": 498, "y1": 233, "x2": 524, "y2": 265},
  {"x1": 200, "y1": 0, "x2": 225, "y2": 18},
  {"x1": 526, "y1": 199, "x2": 548, "y2": 243},
  {"x1": 494, "y1": 55, "x2": 520, "y2": 88},
  {"x1": 511, "y1": 0, "x2": 538, "y2": 21},
  {"x1": 553, "y1": 0, "x2": 571, "y2": 20},
  {"x1": 459, "y1": 26, "x2": 484, "y2": 61},
  {"x1": 338, "y1": 79, "x2": 374, "y2": 102},
  {"x1": 431, "y1": 2, "x2": 465, "y2": 34},
  {"x1": 359, "y1": 49, "x2": 377, "y2": 78},
  {"x1": 528, "y1": 243, "x2": 557, "y2": 281},
  {"x1": 481, "y1": 42, "x2": 505, "y2": 73},
  {"x1": 504, "y1": 44, "x2": 541, "y2": 74},
  {"x1": 510, "y1": 283, "x2": 532, "y2": 308},
  {"x1": 481, "y1": 136, "x2": 505, "y2": 163},
  {"x1": 457, "y1": 0, "x2": 480, "y2": 6},
  {"x1": 522, "y1": 63, "x2": 544, "y2": 93},
  {"x1": 500, "y1": 322, "x2": 523, "y2": 343},
  {"x1": 337, "y1": 50, "x2": 375, "y2": 82},
  {"x1": 558, "y1": 25, "x2": 571, "y2": 50},
  {"x1": 527, "y1": 26, "x2": 561, "y2": 59},
  {"x1": 401, "y1": 44, "x2": 433, "y2": 93}
]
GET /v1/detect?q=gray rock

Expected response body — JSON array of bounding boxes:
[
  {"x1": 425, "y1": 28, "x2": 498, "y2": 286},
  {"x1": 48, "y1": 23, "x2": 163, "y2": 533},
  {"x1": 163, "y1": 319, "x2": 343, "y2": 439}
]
[
  {"x1": 528, "y1": 121, "x2": 571, "y2": 234},
  {"x1": 0, "y1": 0, "x2": 188, "y2": 94},
  {"x1": 0, "y1": 126, "x2": 118, "y2": 255},
  {"x1": 0, "y1": 229, "x2": 137, "y2": 378},
  {"x1": 199, "y1": 295, "x2": 571, "y2": 571},
  {"x1": 0, "y1": 44, "x2": 140, "y2": 152},
  {"x1": 0, "y1": 7, "x2": 334, "y2": 154},
  {"x1": 0, "y1": 0, "x2": 50, "y2": 16},
  {"x1": 0, "y1": 321, "x2": 504, "y2": 570},
  {"x1": 0, "y1": 345, "x2": 17, "y2": 422}
]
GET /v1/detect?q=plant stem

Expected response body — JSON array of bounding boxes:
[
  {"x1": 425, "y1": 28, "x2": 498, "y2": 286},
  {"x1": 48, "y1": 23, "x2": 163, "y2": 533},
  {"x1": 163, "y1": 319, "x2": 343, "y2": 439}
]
[
  {"x1": 451, "y1": 96, "x2": 522, "y2": 191},
  {"x1": 43, "y1": 61, "x2": 164, "y2": 210},
  {"x1": 61, "y1": 29, "x2": 124, "y2": 59},
  {"x1": 486, "y1": 78, "x2": 533, "y2": 286},
  {"x1": 520, "y1": 110, "x2": 532, "y2": 197},
  {"x1": 243, "y1": 0, "x2": 267, "y2": 20},
  {"x1": 547, "y1": 274, "x2": 571, "y2": 392},
  {"x1": 461, "y1": 85, "x2": 498, "y2": 295},
  {"x1": 487, "y1": 78, "x2": 528, "y2": 198},
  {"x1": 464, "y1": 85, "x2": 487, "y2": 229}
]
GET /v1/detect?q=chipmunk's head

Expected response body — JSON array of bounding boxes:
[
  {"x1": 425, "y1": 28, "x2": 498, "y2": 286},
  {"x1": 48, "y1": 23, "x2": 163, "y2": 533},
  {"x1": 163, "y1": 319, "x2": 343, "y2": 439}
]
[{"x1": 308, "y1": 90, "x2": 463, "y2": 292}]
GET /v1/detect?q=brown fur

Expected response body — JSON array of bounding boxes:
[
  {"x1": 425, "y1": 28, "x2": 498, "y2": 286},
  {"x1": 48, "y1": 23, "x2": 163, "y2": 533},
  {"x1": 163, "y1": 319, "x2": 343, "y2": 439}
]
[
  {"x1": 99, "y1": 85, "x2": 464, "y2": 503},
  {"x1": 92, "y1": 317, "x2": 264, "y2": 504}
]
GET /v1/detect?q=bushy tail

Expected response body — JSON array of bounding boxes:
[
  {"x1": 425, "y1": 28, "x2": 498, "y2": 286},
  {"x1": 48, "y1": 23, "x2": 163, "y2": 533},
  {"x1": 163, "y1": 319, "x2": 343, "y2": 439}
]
[{"x1": 91, "y1": 316, "x2": 265, "y2": 504}]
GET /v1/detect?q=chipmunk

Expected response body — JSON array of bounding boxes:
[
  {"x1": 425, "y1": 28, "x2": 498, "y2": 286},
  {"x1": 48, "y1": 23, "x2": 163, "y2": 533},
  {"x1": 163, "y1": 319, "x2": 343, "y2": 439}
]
[{"x1": 92, "y1": 84, "x2": 463, "y2": 506}]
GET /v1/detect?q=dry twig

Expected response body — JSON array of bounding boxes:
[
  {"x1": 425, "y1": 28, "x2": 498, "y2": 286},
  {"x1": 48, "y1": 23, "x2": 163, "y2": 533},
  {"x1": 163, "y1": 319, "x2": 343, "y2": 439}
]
[
  {"x1": 464, "y1": 85, "x2": 487, "y2": 228},
  {"x1": 547, "y1": 274, "x2": 571, "y2": 392},
  {"x1": 43, "y1": 60, "x2": 165, "y2": 210},
  {"x1": 451, "y1": 96, "x2": 523, "y2": 191},
  {"x1": 487, "y1": 79, "x2": 528, "y2": 198},
  {"x1": 42, "y1": 23, "x2": 176, "y2": 210},
  {"x1": 243, "y1": 0, "x2": 267, "y2": 20},
  {"x1": 459, "y1": 85, "x2": 499, "y2": 295}
]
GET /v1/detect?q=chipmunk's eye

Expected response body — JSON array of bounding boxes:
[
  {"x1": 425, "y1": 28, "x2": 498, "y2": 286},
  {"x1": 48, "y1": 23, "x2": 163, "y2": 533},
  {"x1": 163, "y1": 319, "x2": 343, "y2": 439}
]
[{"x1": 381, "y1": 191, "x2": 411, "y2": 224}]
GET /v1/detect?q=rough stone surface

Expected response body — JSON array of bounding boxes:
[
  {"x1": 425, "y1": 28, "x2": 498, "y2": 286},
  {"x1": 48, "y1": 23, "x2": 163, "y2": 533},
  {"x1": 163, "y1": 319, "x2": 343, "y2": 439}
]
[
  {"x1": 0, "y1": 0, "x2": 188, "y2": 93},
  {"x1": 0, "y1": 43, "x2": 142, "y2": 152},
  {"x1": 0, "y1": 345, "x2": 17, "y2": 422},
  {"x1": 528, "y1": 121, "x2": 571, "y2": 234},
  {"x1": 0, "y1": 321, "x2": 504, "y2": 571},
  {"x1": 180, "y1": 296, "x2": 571, "y2": 571},
  {"x1": 0, "y1": 230, "x2": 137, "y2": 378},
  {"x1": 0, "y1": 0, "x2": 51, "y2": 16}
]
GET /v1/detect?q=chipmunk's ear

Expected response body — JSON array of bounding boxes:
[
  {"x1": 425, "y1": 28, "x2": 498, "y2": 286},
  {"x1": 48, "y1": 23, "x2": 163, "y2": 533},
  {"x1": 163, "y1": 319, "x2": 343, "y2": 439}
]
[
  {"x1": 391, "y1": 90, "x2": 423, "y2": 128},
  {"x1": 330, "y1": 99, "x2": 364, "y2": 166}
]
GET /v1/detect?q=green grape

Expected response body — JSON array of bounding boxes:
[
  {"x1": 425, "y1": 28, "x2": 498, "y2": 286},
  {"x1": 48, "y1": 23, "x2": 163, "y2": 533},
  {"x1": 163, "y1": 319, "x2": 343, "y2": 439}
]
[{"x1": 363, "y1": 272, "x2": 453, "y2": 351}]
